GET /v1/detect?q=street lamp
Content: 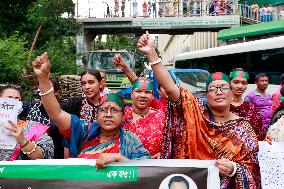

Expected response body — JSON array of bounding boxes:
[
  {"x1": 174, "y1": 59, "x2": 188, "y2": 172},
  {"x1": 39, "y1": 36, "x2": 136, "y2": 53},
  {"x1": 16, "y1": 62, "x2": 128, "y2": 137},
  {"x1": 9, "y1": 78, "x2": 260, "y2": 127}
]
[{"x1": 102, "y1": 1, "x2": 109, "y2": 17}]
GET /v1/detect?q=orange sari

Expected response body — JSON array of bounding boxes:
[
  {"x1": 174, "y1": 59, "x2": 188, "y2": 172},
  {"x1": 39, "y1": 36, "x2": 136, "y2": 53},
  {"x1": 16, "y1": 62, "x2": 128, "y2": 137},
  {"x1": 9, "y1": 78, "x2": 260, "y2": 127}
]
[{"x1": 161, "y1": 88, "x2": 261, "y2": 189}]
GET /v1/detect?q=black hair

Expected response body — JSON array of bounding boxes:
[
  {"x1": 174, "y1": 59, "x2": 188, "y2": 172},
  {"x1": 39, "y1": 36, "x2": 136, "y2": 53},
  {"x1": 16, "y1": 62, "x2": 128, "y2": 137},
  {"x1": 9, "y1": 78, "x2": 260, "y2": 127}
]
[
  {"x1": 0, "y1": 84, "x2": 21, "y2": 97},
  {"x1": 255, "y1": 73, "x2": 268, "y2": 82},
  {"x1": 80, "y1": 69, "x2": 102, "y2": 82},
  {"x1": 168, "y1": 176, "x2": 189, "y2": 189},
  {"x1": 280, "y1": 86, "x2": 284, "y2": 97}
]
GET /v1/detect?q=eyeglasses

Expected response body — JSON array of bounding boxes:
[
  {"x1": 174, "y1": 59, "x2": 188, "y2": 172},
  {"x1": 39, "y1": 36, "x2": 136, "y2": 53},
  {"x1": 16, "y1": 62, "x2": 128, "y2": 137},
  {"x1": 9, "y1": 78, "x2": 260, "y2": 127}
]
[
  {"x1": 98, "y1": 107, "x2": 123, "y2": 114},
  {"x1": 207, "y1": 85, "x2": 230, "y2": 93}
]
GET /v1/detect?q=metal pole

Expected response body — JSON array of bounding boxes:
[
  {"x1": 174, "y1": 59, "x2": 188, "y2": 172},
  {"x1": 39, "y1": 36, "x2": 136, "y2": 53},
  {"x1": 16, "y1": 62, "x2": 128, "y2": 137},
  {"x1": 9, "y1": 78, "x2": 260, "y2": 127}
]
[{"x1": 130, "y1": 0, "x2": 132, "y2": 17}]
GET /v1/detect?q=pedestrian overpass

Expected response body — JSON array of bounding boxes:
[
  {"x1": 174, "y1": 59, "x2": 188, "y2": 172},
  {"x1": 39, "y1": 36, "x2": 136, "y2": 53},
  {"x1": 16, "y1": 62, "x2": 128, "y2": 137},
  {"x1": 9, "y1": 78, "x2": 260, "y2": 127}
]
[
  {"x1": 77, "y1": 15, "x2": 240, "y2": 52},
  {"x1": 75, "y1": 0, "x2": 242, "y2": 52}
]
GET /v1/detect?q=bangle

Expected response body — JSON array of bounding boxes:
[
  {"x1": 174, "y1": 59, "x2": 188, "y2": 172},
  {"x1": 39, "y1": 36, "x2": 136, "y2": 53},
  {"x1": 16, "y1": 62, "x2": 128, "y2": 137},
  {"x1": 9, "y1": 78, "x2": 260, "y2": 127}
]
[
  {"x1": 39, "y1": 87, "x2": 54, "y2": 96},
  {"x1": 149, "y1": 58, "x2": 162, "y2": 66},
  {"x1": 22, "y1": 141, "x2": 37, "y2": 155},
  {"x1": 129, "y1": 72, "x2": 135, "y2": 78},
  {"x1": 228, "y1": 161, "x2": 237, "y2": 177},
  {"x1": 20, "y1": 138, "x2": 29, "y2": 148}
]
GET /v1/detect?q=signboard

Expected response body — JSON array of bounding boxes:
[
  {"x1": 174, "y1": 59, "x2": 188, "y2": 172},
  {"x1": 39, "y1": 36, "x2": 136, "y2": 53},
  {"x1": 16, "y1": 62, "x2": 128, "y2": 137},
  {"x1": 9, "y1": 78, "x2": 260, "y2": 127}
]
[
  {"x1": 0, "y1": 159, "x2": 220, "y2": 189},
  {"x1": 258, "y1": 141, "x2": 284, "y2": 189},
  {"x1": 0, "y1": 98, "x2": 20, "y2": 149},
  {"x1": 83, "y1": 16, "x2": 240, "y2": 29}
]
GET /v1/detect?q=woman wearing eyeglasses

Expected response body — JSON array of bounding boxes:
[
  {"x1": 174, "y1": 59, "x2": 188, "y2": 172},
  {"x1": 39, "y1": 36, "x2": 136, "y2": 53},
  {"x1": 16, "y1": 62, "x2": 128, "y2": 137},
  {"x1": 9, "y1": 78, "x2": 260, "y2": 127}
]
[
  {"x1": 229, "y1": 68, "x2": 265, "y2": 140},
  {"x1": 137, "y1": 33, "x2": 260, "y2": 189},
  {"x1": 32, "y1": 53, "x2": 150, "y2": 169}
]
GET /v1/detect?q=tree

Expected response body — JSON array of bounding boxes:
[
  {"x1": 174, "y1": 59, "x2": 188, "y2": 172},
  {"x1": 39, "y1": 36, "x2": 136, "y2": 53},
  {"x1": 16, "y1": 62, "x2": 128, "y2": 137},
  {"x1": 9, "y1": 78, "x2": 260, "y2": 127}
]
[
  {"x1": 27, "y1": 0, "x2": 76, "y2": 62},
  {"x1": 0, "y1": 0, "x2": 37, "y2": 38},
  {"x1": 0, "y1": 33, "x2": 29, "y2": 83},
  {"x1": 103, "y1": 34, "x2": 161, "y2": 76},
  {"x1": 0, "y1": 0, "x2": 79, "y2": 99}
]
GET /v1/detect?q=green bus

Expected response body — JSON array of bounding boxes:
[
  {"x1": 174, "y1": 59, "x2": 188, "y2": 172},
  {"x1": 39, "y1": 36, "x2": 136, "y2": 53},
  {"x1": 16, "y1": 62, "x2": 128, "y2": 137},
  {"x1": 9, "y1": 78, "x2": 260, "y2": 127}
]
[{"x1": 84, "y1": 50, "x2": 135, "y2": 89}]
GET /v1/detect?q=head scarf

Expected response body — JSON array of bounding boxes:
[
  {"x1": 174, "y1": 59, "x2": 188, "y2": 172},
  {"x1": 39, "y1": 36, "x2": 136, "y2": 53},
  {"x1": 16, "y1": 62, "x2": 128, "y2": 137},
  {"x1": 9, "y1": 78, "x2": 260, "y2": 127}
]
[
  {"x1": 206, "y1": 72, "x2": 230, "y2": 90},
  {"x1": 229, "y1": 68, "x2": 249, "y2": 80},
  {"x1": 99, "y1": 93, "x2": 125, "y2": 109},
  {"x1": 132, "y1": 80, "x2": 153, "y2": 91}
]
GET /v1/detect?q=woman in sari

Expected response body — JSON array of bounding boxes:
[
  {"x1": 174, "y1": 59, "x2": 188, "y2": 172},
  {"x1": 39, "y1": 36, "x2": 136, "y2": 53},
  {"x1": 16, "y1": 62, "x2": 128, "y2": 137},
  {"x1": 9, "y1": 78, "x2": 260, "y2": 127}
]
[
  {"x1": 137, "y1": 33, "x2": 260, "y2": 189},
  {"x1": 32, "y1": 53, "x2": 150, "y2": 168},
  {"x1": 229, "y1": 68, "x2": 265, "y2": 140},
  {"x1": 123, "y1": 78, "x2": 165, "y2": 158},
  {"x1": 0, "y1": 85, "x2": 54, "y2": 161},
  {"x1": 113, "y1": 55, "x2": 166, "y2": 158}
]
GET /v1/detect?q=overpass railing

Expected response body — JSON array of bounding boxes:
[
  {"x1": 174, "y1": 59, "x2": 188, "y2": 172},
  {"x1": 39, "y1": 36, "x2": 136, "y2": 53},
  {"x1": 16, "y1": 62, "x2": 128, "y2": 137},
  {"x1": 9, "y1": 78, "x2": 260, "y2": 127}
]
[
  {"x1": 238, "y1": 4, "x2": 281, "y2": 23},
  {"x1": 79, "y1": 0, "x2": 239, "y2": 19}
]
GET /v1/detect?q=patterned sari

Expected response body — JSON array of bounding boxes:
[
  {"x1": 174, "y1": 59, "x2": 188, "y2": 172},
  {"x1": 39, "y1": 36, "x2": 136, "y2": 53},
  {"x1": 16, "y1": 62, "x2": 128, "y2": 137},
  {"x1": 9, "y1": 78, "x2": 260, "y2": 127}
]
[
  {"x1": 161, "y1": 88, "x2": 261, "y2": 189},
  {"x1": 230, "y1": 101, "x2": 265, "y2": 140},
  {"x1": 61, "y1": 115, "x2": 150, "y2": 160},
  {"x1": 123, "y1": 107, "x2": 165, "y2": 156}
]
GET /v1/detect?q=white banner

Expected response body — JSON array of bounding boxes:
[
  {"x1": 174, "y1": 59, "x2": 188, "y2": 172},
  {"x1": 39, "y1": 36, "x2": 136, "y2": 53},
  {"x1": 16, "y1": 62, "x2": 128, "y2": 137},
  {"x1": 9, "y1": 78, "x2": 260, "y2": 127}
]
[
  {"x1": 0, "y1": 98, "x2": 19, "y2": 149},
  {"x1": 258, "y1": 141, "x2": 284, "y2": 189}
]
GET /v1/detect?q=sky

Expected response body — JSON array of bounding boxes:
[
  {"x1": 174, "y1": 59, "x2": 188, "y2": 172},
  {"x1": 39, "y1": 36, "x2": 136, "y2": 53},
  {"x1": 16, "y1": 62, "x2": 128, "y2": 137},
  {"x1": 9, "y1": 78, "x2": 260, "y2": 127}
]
[{"x1": 73, "y1": 0, "x2": 147, "y2": 18}]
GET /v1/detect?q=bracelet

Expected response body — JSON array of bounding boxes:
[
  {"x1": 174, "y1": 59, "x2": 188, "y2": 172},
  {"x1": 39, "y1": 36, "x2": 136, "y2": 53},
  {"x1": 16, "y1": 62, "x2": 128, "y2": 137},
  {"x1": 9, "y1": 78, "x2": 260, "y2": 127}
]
[
  {"x1": 20, "y1": 138, "x2": 29, "y2": 148},
  {"x1": 128, "y1": 72, "x2": 135, "y2": 78},
  {"x1": 228, "y1": 161, "x2": 237, "y2": 177},
  {"x1": 39, "y1": 87, "x2": 54, "y2": 96},
  {"x1": 22, "y1": 141, "x2": 37, "y2": 155},
  {"x1": 149, "y1": 58, "x2": 162, "y2": 66}
]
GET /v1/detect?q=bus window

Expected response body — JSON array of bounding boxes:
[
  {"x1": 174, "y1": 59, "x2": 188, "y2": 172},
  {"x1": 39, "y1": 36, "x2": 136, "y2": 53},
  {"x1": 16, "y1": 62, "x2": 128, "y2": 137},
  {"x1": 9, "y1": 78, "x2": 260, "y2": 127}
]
[{"x1": 250, "y1": 48, "x2": 284, "y2": 84}]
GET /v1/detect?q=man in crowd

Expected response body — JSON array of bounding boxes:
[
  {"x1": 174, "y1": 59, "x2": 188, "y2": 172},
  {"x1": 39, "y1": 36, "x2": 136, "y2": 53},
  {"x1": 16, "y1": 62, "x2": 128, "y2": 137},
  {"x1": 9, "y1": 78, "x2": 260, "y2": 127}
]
[
  {"x1": 100, "y1": 70, "x2": 111, "y2": 96},
  {"x1": 245, "y1": 73, "x2": 272, "y2": 134}
]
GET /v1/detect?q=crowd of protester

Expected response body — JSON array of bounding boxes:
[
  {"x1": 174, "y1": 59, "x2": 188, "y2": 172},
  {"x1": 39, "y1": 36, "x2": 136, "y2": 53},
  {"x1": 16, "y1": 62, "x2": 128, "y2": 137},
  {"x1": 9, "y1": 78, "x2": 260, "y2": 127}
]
[{"x1": 1, "y1": 33, "x2": 284, "y2": 189}]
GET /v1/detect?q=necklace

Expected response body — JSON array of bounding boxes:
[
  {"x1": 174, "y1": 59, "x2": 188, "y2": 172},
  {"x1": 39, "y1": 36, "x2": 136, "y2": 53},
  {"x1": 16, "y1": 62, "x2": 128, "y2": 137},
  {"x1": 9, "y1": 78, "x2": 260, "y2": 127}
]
[
  {"x1": 132, "y1": 108, "x2": 149, "y2": 117},
  {"x1": 212, "y1": 113, "x2": 229, "y2": 118}
]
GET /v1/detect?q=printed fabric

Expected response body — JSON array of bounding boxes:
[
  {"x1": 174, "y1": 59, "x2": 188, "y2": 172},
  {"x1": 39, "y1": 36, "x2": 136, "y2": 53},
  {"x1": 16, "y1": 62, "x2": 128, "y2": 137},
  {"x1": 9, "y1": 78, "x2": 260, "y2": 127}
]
[
  {"x1": 61, "y1": 114, "x2": 150, "y2": 160},
  {"x1": 245, "y1": 90, "x2": 272, "y2": 135},
  {"x1": 230, "y1": 101, "x2": 265, "y2": 140},
  {"x1": 161, "y1": 87, "x2": 261, "y2": 189},
  {"x1": 150, "y1": 97, "x2": 168, "y2": 113},
  {"x1": 123, "y1": 106, "x2": 165, "y2": 156},
  {"x1": 61, "y1": 97, "x2": 99, "y2": 124},
  {"x1": 267, "y1": 115, "x2": 284, "y2": 141}
]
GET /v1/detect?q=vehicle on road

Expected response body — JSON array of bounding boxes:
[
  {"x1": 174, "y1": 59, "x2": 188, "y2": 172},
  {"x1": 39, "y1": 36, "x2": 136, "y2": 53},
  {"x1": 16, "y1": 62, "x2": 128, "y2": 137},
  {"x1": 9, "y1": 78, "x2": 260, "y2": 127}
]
[
  {"x1": 83, "y1": 50, "x2": 135, "y2": 89},
  {"x1": 174, "y1": 36, "x2": 284, "y2": 86}
]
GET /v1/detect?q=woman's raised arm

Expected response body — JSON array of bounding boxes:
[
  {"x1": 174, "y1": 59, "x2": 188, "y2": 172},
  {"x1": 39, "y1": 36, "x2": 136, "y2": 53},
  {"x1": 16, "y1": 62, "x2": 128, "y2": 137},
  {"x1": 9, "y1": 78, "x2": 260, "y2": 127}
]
[
  {"x1": 32, "y1": 52, "x2": 71, "y2": 131},
  {"x1": 137, "y1": 32, "x2": 180, "y2": 102}
]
